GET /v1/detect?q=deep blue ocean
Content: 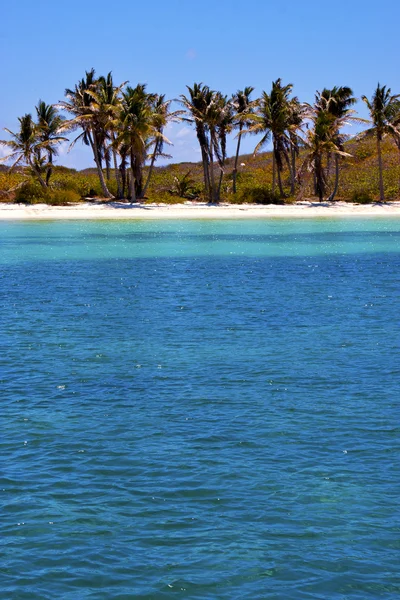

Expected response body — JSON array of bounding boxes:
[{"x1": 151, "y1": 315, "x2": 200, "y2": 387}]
[{"x1": 1, "y1": 218, "x2": 400, "y2": 599}]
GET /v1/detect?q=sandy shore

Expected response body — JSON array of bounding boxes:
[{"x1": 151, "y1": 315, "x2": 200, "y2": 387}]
[{"x1": 1, "y1": 200, "x2": 400, "y2": 220}]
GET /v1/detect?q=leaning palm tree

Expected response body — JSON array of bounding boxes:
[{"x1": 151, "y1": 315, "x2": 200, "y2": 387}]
[
  {"x1": 361, "y1": 84, "x2": 400, "y2": 202},
  {"x1": 35, "y1": 100, "x2": 68, "y2": 185},
  {"x1": 231, "y1": 86, "x2": 255, "y2": 193},
  {"x1": 142, "y1": 95, "x2": 181, "y2": 198},
  {"x1": 59, "y1": 69, "x2": 113, "y2": 198},
  {"x1": 0, "y1": 114, "x2": 47, "y2": 187}
]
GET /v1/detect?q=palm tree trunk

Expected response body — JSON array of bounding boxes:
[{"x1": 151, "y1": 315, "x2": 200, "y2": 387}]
[
  {"x1": 142, "y1": 155, "x2": 155, "y2": 199},
  {"x1": 290, "y1": 147, "x2": 296, "y2": 195},
  {"x1": 112, "y1": 150, "x2": 123, "y2": 199},
  {"x1": 217, "y1": 170, "x2": 223, "y2": 201},
  {"x1": 209, "y1": 144, "x2": 216, "y2": 202},
  {"x1": 105, "y1": 147, "x2": 111, "y2": 181},
  {"x1": 110, "y1": 133, "x2": 123, "y2": 198},
  {"x1": 315, "y1": 155, "x2": 324, "y2": 202},
  {"x1": 328, "y1": 155, "x2": 340, "y2": 202},
  {"x1": 398, "y1": 145, "x2": 400, "y2": 192},
  {"x1": 88, "y1": 131, "x2": 113, "y2": 198},
  {"x1": 46, "y1": 151, "x2": 53, "y2": 187},
  {"x1": 130, "y1": 173, "x2": 136, "y2": 203},
  {"x1": 130, "y1": 150, "x2": 137, "y2": 203},
  {"x1": 273, "y1": 141, "x2": 285, "y2": 198},
  {"x1": 29, "y1": 158, "x2": 47, "y2": 188},
  {"x1": 142, "y1": 141, "x2": 160, "y2": 198},
  {"x1": 120, "y1": 154, "x2": 127, "y2": 198},
  {"x1": 272, "y1": 150, "x2": 276, "y2": 194},
  {"x1": 35, "y1": 171, "x2": 47, "y2": 188},
  {"x1": 277, "y1": 163, "x2": 285, "y2": 198},
  {"x1": 129, "y1": 149, "x2": 139, "y2": 203},
  {"x1": 232, "y1": 125, "x2": 242, "y2": 194},
  {"x1": 377, "y1": 135, "x2": 385, "y2": 202},
  {"x1": 289, "y1": 148, "x2": 295, "y2": 196},
  {"x1": 326, "y1": 153, "x2": 331, "y2": 177},
  {"x1": 200, "y1": 146, "x2": 210, "y2": 199},
  {"x1": 196, "y1": 124, "x2": 210, "y2": 199},
  {"x1": 136, "y1": 166, "x2": 144, "y2": 199}
]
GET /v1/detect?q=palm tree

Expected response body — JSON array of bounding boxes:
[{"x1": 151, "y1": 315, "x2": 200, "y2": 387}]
[
  {"x1": 96, "y1": 73, "x2": 127, "y2": 198},
  {"x1": 215, "y1": 94, "x2": 234, "y2": 200},
  {"x1": 35, "y1": 101, "x2": 68, "y2": 185},
  {"x1": 59, "y1": 69, "x2": 114, "y2": 198},
  {"x1": 316, "y1": 87, "x2": 359, "y2": 201},
  {"x1": 287, "y1": 97, "x2": 304, "y2": 194},
  {"x1": 231, "y1": 86, "x2": 255, "y2": 193},
  {"x1": 244, "y1": 79, "x2": 294, "y2": 197},
  {"x1": 0, "y1": 114, "x2": 47, "y2": 187},
  {"x1": 116, "y1": 84, "x2": 167, "y2": 202},
  {"x1": 300, "y1": 107, "x2": 351, "y2": 202},
  {"x1": 205, "y1": 92, "x2": 234, "y2": 202},
  {"x1": 362, "y1": 84, "x2": 400, "y2": 202},
  {"x1": 388, "y1": 101, "x2": 400, "y2": 157},
  {"x1": 142, "y1": 95, "x2": 181, "y2": 198},
  {"x1": 180, "y1": 83, "x2": 213, "y2": 200}
]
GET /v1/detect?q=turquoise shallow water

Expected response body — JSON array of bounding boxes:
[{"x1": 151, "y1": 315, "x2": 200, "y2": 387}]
[{"x1": 1, "y1": 218, "x2": 400, "y2": 599}]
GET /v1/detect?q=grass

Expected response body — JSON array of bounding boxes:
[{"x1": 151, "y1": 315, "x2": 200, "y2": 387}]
[{"x1": 1, "y1": 134, "x2": 400, "y2": 204}]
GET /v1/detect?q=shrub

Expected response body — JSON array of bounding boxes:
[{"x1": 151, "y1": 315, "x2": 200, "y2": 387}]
[
  {"x1": 168, "y1": 171, "x2": 201, "y2": 199},
  {"x1": 14, "y1": 181, "x2": 48, "y2": 204},
  {"x1": 384, "y1": 185, "x2": 399, "y2": 200},
  {"x1": 0, "y1": 171, "x2": 26, "y2": 202},
  {"x1": 46, "y1": 189, "x2": 81, "y2": 205},
  {"x1": 14, "y1": 181, "x2": 81, "y2": 205},
  {"x1": 350, "y1": 189, "x2": 374, "y2": 204},
  {"x1": 237, "y1": 184, "x2": 284, "y2": 205}
]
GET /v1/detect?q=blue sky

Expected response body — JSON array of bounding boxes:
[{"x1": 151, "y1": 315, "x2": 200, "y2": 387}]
[{"x1": 1, "y1": 0, "x2": 400, "y2": 169}]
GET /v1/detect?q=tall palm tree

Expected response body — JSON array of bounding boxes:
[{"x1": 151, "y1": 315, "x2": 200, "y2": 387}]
[
  {"x1": 205, "y1": 92, "x2": 234, "y2": 202},
  {"x1": 96, "y1": 73, "x2": 127, "y2": 198},
  {"x1": 362, "y1": 84, "x2": 400, "y2": 202},
  {"x1": 180, "y1": 83, "x2": 213, "y2": 200},
  {"x1": 244, "y1": 79, "x2": 294, "y2": 197},
  {"x1": 231, "y1": 86, "x2": 255, "y2": 193},
  {"x1": 300, "y1": 107, "x2": 351, "y2": 202},
  {"x1": 59, "y1": 69, "x2": 114, "y2": 198},
  {"x1": 0, "y1": 114, "x2": 47, "y2": 187},
  {"x1": 286, "y1": 97, "x2": 304, "y2": 194},
  {"x1": 115, "y1": 84, "x2": 166, "y2": 201},
  {"x1": 35, "y1": 100, "x2": 68, "y2": 185},
  {"x1": 316, "y1": 87, "x2": 359, "y2": 201},
  {"x1": 215, "y1": 94, "x2": 234, "y2": 200}
]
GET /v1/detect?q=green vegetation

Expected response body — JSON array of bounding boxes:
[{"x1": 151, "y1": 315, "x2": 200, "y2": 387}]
[
  {"x1": 1, "y1": 74, "x2": 400, "y2": 205},
  {"x1": 242, "y1": 79, "x2": 302, "y2": 198},
  {"x1": 362, "y1": 85, "x2": 400, "y2": 201}
]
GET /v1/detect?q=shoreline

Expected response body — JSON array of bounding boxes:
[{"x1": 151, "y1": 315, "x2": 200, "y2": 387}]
[{"x1": 1, "y1": 200, "x2": 400, "y2": 221}]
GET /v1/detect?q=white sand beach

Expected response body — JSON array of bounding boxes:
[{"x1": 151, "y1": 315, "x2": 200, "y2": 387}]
[{"x1": 1, "y1": 201, "x2": 400, "y2": 220}]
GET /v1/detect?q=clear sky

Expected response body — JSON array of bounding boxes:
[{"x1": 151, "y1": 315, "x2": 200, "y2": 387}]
[{"x1": 1, "y1": 0, "x2": 400, "y2": 169}]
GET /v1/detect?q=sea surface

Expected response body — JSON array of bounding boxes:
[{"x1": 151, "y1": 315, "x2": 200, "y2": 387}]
[{"x1": 1, "y1": 217, "x2": 400, "y2": 599}]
